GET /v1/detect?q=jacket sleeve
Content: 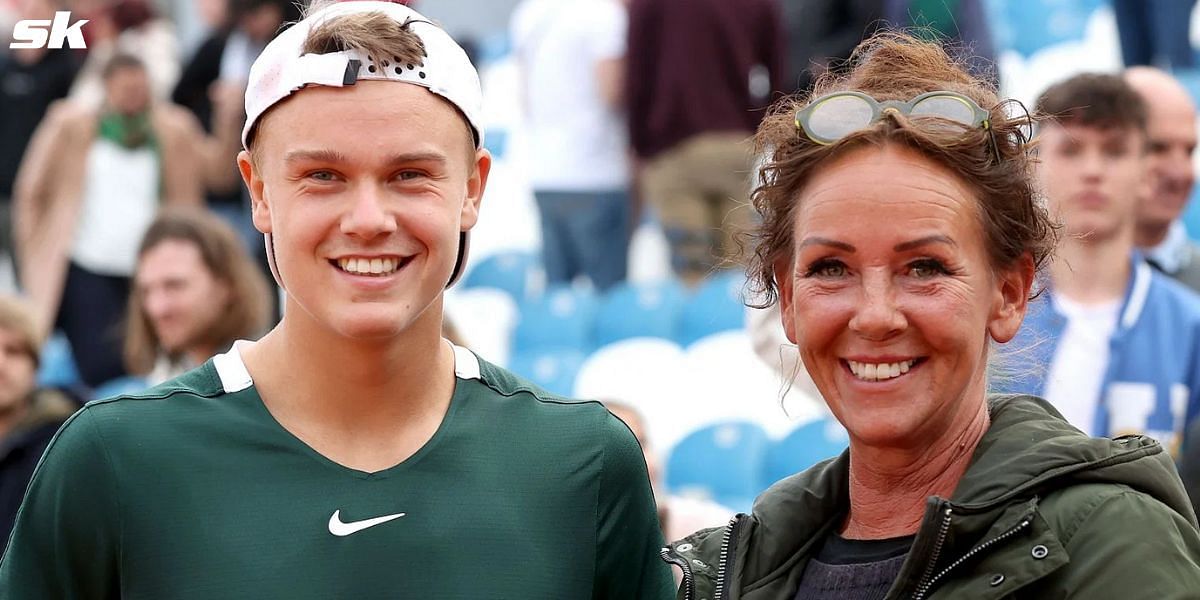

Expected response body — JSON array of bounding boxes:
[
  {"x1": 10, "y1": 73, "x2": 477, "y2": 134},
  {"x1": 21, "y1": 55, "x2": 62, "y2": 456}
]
[
  {"x1": 0, "y1": 408, "x2": 121, "y2": 598},
  {"x1": 594, "y1": 412, "x2": 675, "y2": 599},
  {"x1": 1055, "y1": 488, "x2": 1200, "y2": 598}
]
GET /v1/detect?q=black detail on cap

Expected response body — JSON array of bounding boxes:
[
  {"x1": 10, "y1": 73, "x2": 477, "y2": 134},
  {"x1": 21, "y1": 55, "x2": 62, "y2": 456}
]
[
  {"x1": 395, "y1": 67, "x2": 402, "y2": 75},
  {"x1": 343, "y1": 59, "x2": 361, "y2": 85},
  {"x1": 368, "y1": 64, "x2": 376, "y2": 74},
  {"x1": 419, "y1": 71, "x2": 426, "y2": 79}
]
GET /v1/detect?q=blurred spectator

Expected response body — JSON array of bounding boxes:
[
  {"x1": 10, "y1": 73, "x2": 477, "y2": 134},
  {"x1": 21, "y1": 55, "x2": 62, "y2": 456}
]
[
  {"x1": 626, "y1": 0, "x2": 786, "y2": 285},
  {"x1": 68, "y1": 0, "x2": 180, "y2": 107},
  {"x1": 0, "y1": 295, "x2": 74, "y2": 549},
  {"x1": 12, "y1": 54, "x2": 212, "y2": 387},
  {"x1": 1125, "y1": 67, "x2": 1200, "y2": 292},
  {"x1": 883, "y1": 0, "x2": 997, "y2": 83},
  {"x1": 0, "y1": 0, "x2": 81, "y2": 270},
  {"x1": 172, "y1": 0, "x2": 299, "y2": 298},
  {"x1": 602, "y1": 400, "x2": 732, "y2": 583},
  {"x1": 998, "y1": 74, "x2": 1200, "y2": 456},
  {"x1": 782, "y1": 0, "x2": 883, "y2": 93},
  {"x1": 511, "y1": 0, "x2": 630, "y2": 291},
  {"x1": 1113, "y1": 0, "x2": 1196, "y2": 69},
  {"x1": 125, "y1": 209, "x2": 271, "y2": 385}
]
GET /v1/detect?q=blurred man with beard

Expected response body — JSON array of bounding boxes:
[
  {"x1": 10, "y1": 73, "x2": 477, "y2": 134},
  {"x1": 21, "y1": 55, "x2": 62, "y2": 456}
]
[{"x1": 124, "y1": 209, "x2": 272, "y2": 384}]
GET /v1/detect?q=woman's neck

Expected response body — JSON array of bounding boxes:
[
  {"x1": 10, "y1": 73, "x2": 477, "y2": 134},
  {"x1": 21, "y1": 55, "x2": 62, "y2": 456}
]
[{"x1": 842, "y1": 399, "x2": 989, "y2": 540}]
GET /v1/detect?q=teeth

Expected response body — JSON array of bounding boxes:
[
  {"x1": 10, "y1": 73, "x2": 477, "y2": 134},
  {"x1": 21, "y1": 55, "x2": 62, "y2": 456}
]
[
  {"x1": 337, "y1": 257, "x2": 401, "y2": 276},
  {"x1": 847, "y1": 359, "x2": 917, "y2": 382}
]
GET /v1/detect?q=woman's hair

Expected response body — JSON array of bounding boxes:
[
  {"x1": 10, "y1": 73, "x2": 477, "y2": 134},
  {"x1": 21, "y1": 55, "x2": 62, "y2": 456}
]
[
  {"x1": 746, "y1": 32, "x2": 1056, "y2": 308},
  {"x1": 124, "y1": 209, "x2": 273, "y2": 374}
]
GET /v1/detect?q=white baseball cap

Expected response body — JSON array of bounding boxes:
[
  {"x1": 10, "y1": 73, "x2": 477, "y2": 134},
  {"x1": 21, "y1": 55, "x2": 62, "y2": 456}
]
[
  {"x1": 242, "y1": 0, "x2": 482, "y2": 288},
  {"x1": 242, "y1": 0, "x2": 484, "y2": 149}
]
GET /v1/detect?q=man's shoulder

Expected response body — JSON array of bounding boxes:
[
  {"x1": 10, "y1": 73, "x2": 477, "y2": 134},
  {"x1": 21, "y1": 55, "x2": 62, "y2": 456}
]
[
  {"x1": 464, "y1": 349, "x2": 610, "y2": 418},
  {"x1": 79, "y1": 363, "x2": 230, "y2": 426},
  {"x1": 1144, "y1": 266, "x2": 1200, "y2": 324}
]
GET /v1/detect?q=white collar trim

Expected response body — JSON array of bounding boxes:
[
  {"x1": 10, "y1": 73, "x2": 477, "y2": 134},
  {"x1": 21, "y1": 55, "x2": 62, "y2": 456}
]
[{"x1": 211, "y1": 340, "x2": 481, "y2": 394}]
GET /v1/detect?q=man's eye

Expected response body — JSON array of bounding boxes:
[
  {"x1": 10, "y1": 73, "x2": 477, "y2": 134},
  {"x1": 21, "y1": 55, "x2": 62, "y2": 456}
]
[
  {"x1": 397, "y1": 170, "x2": 425, "y2": 181},
  {"x1": 308, "y1": 170, "x2": 336, "y2": 182}
]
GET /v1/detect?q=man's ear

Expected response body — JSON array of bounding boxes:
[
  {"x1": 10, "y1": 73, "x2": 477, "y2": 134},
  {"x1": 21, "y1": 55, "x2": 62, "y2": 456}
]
[
  {"x1": 238, "y1": 150, "x2": 272, "y2": 234},
  {"x1": 461, "y1": 149, "x2": 492, "y2": 231},
  {"x1": 988, "y1": 253, "x2": 1036, "y2": 343},
  {"x1": 774, "y1": 254, "x2": 798, "y2": 344}
]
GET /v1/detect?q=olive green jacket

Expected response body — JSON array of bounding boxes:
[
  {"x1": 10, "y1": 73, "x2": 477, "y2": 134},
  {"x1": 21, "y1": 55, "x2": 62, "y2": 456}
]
[{"x1": 663, "y1": 395, "x2": 1200, "y2": 599}]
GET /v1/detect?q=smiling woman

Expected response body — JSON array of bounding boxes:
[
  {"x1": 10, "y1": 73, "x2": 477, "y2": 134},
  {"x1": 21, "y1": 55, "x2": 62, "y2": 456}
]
[{"x1": 662, "y1": 32, "x2": 1200, "y2": 600}]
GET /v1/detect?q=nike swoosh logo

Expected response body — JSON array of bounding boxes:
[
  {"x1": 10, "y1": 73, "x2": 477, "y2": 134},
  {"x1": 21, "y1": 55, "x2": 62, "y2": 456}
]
[{"x1": 327, "y1": 509, "x2": 406, "y2": 537}]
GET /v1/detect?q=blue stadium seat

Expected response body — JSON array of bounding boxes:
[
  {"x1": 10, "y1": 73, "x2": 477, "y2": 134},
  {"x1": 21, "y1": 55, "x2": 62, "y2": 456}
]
[
  {"x1": 461, "y1": 251, "x2": 540, "y2": 300},
  {"x1": 677, "y1": 272, "x2": 747, "y2": 346},
  {"x1": 507, "y1": 349, "x2": 586, "y2": 397},
  {"x1": 593, "y1": 280, "x2": 687, "y2": 348},
  {"x1": 36, "y1": 332, "x2": 80, "y2": 390},
  {"x1": 985, "y1": 0, "x2": 1104, "y2": 57},
  {"x1": 90, "y1": 376, "x2": 151, "y2": 401},
  {"x1": 666, "y1": 421, "x2": 770, "y2": 512},
  {"x1": 762, "y1": 417, "x2": 848, "y2": 489},
  {"x1": 513, "y1": 285, "x2": 599, "y2": 353}
]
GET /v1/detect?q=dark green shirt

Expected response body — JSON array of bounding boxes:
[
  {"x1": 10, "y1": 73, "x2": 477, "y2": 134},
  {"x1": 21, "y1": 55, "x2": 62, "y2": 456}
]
[{"x1": 0, "y1": 345, "x2": 673, "y2": 599}]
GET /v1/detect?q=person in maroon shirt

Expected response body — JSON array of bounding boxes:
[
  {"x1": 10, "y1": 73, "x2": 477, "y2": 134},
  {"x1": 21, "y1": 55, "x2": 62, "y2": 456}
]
[{"x1": 626, "y1": 0, "x2": 786, "y2": 285}]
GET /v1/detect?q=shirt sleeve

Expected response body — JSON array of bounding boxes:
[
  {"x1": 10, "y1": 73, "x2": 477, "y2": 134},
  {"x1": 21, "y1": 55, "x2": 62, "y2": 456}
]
[
  {"x1": 585, "y1": 1, "x2": 628, "y2": 62},
  {"x1": 593, "y1": 411, "x2": 674, "y2": 599},
  {"x1": 0, "y1": 407, "x2": 121, "y2": 598}
]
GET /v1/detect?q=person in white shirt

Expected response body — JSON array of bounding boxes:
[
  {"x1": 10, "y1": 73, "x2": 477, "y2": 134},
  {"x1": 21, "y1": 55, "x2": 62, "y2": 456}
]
[{"x1": 511, "y1": 0, "x2": 631, "y2": 290}]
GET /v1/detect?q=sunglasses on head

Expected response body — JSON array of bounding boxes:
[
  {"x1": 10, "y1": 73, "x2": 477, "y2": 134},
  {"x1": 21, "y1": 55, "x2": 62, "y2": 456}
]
[{"x1": 795, "y1": 90, "x2": 1003, "y2": 159}]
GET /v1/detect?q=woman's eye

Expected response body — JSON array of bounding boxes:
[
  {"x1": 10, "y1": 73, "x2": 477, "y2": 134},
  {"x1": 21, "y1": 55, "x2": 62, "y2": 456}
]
[
  {"x1": 805, "y1": 260, "x2": 847, "y2": 278},
  {"x1": 909, "y1": 259, "x2": 948, "y2": 278}
]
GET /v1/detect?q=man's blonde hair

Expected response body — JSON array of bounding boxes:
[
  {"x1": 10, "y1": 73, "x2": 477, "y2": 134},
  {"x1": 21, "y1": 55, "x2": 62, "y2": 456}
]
[{"x1": 0, "y1": 296, "x2": 43, "y2": 367}]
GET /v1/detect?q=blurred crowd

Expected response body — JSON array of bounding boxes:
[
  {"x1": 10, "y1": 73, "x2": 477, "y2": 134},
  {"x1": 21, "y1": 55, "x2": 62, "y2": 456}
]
[{"x1": 1, "y1": 0, "x2": 1200, "y2": 560}]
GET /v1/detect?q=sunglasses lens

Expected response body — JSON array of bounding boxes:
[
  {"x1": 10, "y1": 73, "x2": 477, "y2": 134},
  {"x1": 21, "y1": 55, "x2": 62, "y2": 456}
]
[
  {"x1": 807, "y1": 95, "x2": 874, "y2": 142},
  {"x1": 911, "y1": 95, "x2": 977, "y2": 126}
]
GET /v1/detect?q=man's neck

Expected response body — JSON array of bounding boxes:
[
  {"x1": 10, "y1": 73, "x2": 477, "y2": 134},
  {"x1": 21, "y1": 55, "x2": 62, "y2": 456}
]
[
  {"x1": 842, "y1": 393, "x2": 990, "y2": 540},
  {"x1": 1135, "y1": 221, "x2": 1172, "y2": 250},
  {"x1": 1050, "y1": 229, "x2": 1134, "y2": 304},
  {"x1": 241, "y1": 303, "x2": 457, "y2": 472}
]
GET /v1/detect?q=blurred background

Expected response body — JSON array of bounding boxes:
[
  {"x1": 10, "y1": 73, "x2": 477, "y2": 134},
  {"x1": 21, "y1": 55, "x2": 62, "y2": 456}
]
[{"x1": 3, "y1": 0, "x2": 1200, "y2": 521}]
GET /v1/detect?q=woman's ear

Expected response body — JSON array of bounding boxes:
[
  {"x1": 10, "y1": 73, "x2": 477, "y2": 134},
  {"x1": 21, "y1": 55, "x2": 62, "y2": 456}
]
[{"x1": 988, "y1": 254, "x2": 1035, "y2": 343}]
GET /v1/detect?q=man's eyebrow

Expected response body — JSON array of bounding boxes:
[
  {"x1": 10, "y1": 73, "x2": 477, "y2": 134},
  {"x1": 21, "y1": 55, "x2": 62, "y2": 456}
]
[
  {"x1": 283, "y1": 149, "x2": 348, "y2": 165},
  {"x1": 894, "y1": 235, "x2": 957, "y2": 252},
  {"x1": 797, "y1": 237, "x2": 856, "y2": 252},
  {"x1": 282, "y1": 150, "x2": 449, "y2": 166}
]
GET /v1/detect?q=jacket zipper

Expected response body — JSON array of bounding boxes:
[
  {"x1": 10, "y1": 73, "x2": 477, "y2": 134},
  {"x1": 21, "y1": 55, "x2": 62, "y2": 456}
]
[
  {"x1": 660, "y1": 546, "x2": 696, "y2": 600},
  {"x1": 912, "y1": 507, "x2": 953, "y2": 600},
  {"x1": 715, "y1": 514, "x2": 745, "y2": 600},
  {"x1": 912, "y1": 515, "x2": 1032, "y2": 599}
]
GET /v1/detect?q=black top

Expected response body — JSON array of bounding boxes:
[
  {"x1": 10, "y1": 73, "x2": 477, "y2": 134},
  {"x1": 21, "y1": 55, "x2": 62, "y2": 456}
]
[
  {"x1": 0, "y1": 49, "x2": 81, "y2": 198},
  {"x1": 792, "y1": 533, "x2": 914, "y2": 600}
]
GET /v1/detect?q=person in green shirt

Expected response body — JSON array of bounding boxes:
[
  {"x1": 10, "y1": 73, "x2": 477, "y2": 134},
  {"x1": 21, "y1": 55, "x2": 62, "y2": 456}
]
[{"x1": 0, "y1": 2, "x2": 673, "y2": 598}]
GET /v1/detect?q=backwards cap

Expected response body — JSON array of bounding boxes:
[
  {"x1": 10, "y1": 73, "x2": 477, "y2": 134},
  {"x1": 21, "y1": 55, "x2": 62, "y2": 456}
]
[
  {"x1": 242, "y1": 0, "x2": 482, "y2": 287},
  {"x1": 243, "y1": 0, "x2": 484, "y2": 149}
]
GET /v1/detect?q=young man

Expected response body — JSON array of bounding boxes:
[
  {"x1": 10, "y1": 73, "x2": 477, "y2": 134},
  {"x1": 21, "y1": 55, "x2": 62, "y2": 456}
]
[
  {"x1": 1124, "y1": 66, "x2": 1200, "y2": 292},
  {"x1": 124, "y1": 209, "x2": 272, "y2": 384},
  {"x1": 1000, "y1": 74, "x2": 1200, "y2": 458},
  {"x1": 0, "y1": 3, "x2": 672, "y2": 598}
]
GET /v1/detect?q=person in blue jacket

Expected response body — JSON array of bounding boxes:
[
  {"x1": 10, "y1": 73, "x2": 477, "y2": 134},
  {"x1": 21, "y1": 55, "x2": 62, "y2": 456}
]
[{"x1": 998, "y1": 73, "x2": 1200, "y2": 459}]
